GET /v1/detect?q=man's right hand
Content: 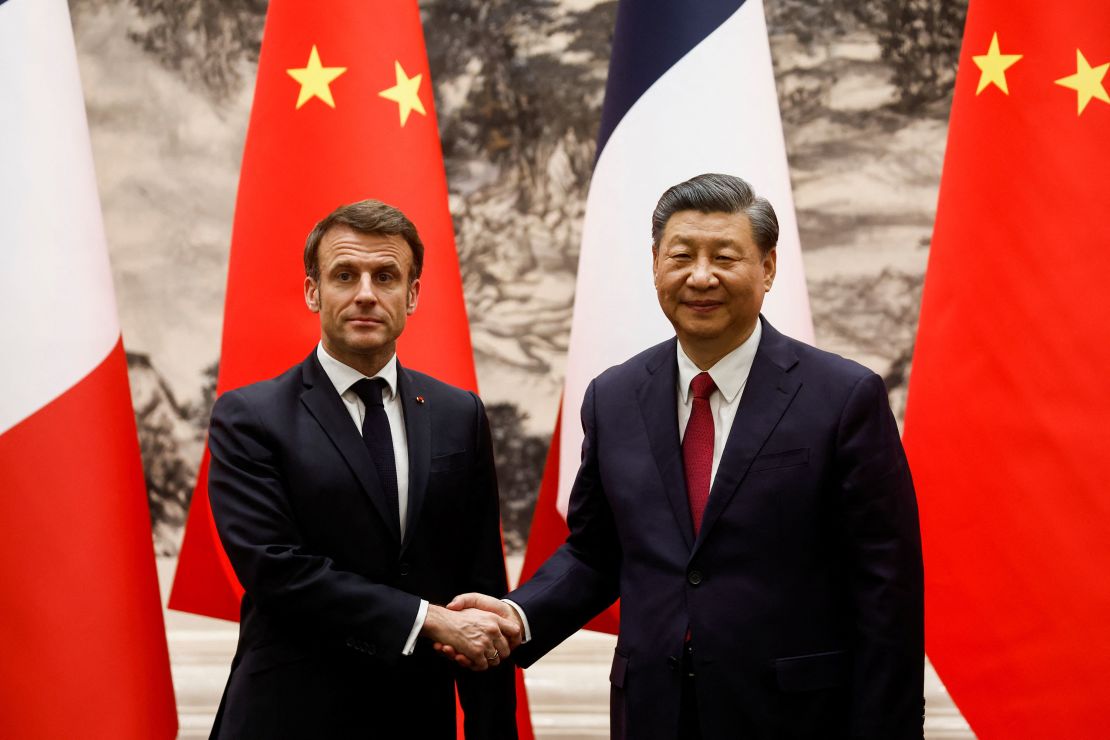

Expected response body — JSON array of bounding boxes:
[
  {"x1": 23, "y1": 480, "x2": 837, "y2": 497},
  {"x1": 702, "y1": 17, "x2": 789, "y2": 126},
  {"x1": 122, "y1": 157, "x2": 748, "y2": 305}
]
[
  {"x1": 432, "y1": 593, "x2": 526, "y2": 669},
  {"x1": 420, "y1": 603, "x2": 520, "y2": 670}
]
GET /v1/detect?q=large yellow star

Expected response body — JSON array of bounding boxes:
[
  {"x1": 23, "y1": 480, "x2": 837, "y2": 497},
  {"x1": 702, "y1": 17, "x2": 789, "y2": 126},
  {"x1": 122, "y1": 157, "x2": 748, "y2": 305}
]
[
  {"x1": 972, "y1": 33, "x2": 1022, "y2": 95},
  {"x1": 378, "y1": 61, "x2": 426, "y2": 126},
  {"x1": 1054, "y1": 49, "x2": 1110, "y2": 115},
  {"x1": 287, "y1": 45, "x2": 347, "y2": 109}
]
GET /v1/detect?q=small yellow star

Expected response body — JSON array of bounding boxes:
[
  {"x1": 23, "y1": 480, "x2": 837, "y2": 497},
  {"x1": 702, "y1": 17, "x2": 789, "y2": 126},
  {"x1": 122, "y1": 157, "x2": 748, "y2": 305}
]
[
  {"x1": 1054, "y1": 49, "x2": 1110, "y2": 115},
  {"x1": 378, "y1": 61, "x2": 426, "y2": 126},
  {"x1": 287, "y1": 45, "x2": 347, "y2": 109},
  {"x1": 972, "y1": 33, "x2": 1022, "y2": 95}
]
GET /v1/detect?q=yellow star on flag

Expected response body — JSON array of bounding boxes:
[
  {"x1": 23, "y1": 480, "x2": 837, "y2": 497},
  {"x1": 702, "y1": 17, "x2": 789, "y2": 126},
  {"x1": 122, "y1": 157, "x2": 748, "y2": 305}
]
[
  {"x1": 1054, "y1": 49, "x2": 1110, "y2": 115},
  {"x1": 287, "y1": 45, "x2": 347, "y2": 109},
  {"x1": 378, "y1": 61, "x2": 426, "y2": 126},
  {"x1": 973, "y1": 33, "x2": 1022, "y2": 95}
]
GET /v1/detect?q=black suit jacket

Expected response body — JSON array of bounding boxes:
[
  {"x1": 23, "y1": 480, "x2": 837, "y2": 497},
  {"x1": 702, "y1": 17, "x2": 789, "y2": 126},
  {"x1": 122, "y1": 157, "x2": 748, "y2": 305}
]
[
  {"x1": 510, "y1": 318, "x2": 924, "y2": 739},
  {"x1": 207, "y1": 350, "x2": 516, "y2": 739}
]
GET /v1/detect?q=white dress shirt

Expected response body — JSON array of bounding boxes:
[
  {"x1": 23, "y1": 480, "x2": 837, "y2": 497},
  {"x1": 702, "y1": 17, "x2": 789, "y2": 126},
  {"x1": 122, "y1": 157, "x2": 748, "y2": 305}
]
[
  {"x1": 507, "y1": 322, "x2": 764, "y2": 644},
  {"x1": 315, "y1": 343, "x2": 427, "y2": 655},
  {"x1": 676, "y1": 319, "x2": 762, "y2": 488}
]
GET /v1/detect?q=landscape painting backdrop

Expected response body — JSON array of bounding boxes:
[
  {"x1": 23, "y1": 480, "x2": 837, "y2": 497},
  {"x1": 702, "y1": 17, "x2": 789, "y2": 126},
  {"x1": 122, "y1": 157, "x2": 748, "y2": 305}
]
[{"x1": 69, "y1": 0, "x2": 965, "y2": 556}]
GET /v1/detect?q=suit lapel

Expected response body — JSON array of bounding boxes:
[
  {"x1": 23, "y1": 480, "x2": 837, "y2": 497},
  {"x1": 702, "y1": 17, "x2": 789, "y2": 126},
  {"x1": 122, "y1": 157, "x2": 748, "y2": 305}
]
[
  {"x1": 396, "y1": 365, "x2": 430, "y2": 552},
  {"x1": 637, "y1": 339, "x2": 696, "y2": 551},
  {"x1": 693, "y1": 319, "x2": 801, "y2": 556},
  {"x1": 299, "y1": 352, "x2": 402, "y2": 544}
]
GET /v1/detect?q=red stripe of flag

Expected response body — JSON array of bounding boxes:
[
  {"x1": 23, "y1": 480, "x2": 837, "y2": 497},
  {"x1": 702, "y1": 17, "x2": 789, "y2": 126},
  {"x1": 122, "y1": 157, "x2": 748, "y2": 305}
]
[
  {"x1": 520, "y1": 406, "x2": 620, "y2": 634},
  {"x1": 0, "y1": 341, "x2": 177, "y2": 738}
]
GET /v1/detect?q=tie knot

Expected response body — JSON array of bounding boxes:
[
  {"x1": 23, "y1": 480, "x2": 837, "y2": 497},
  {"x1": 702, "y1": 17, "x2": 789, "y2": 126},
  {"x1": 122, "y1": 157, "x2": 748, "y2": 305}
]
[
  {"x1": 690, "y1": 372, "x2": 716, "y2": 401},
  {"x1": 351, "y1": 377, "x2": 388, "y2": 408}
]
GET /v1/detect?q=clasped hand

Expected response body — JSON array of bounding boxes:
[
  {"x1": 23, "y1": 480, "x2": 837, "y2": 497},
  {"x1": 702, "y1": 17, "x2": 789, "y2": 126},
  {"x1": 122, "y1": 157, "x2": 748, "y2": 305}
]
[{"x1": 420, "y1": 593, "x2": 523, "y2": 671}]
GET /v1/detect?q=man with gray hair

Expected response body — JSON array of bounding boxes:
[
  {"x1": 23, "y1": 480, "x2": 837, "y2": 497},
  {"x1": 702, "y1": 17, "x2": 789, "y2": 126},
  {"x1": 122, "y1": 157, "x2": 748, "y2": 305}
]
[{"x1": 449, "y1": 174, "x2": 924, "y2": 739}]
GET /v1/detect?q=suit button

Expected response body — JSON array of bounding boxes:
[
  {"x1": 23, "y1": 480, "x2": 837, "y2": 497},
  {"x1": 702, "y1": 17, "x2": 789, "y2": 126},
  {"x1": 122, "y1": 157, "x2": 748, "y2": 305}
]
[
  {"x1": 668, "y1": 656, "x2": 681, "y2": 671},
  {"x1": 687, "y1": 569, "x2": 703, "y2": 586},
  {"x1": 398, "y1": 562, "x2": 410, "y2": 576},
  {"x1": 367, "y1": 644, "x2": 377, "y2": 655}
]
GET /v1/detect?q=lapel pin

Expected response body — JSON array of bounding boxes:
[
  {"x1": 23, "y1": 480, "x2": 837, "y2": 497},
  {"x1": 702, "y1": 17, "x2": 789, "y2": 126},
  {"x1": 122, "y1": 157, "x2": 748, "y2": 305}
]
[{"x1": 415, "y1": 396, "x2": 425, "y2": 404}]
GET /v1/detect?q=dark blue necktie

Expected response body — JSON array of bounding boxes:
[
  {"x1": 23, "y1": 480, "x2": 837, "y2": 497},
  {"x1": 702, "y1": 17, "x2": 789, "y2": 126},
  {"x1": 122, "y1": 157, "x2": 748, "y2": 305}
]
[{"x1": 351, "y1": 378, "x2": 400, "y2": 529}]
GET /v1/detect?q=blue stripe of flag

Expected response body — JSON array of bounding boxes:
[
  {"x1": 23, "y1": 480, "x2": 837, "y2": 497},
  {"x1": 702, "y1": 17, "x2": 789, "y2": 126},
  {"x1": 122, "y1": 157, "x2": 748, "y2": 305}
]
[{"x1": 596, "y1": 0, "x2": 745, "y2": 158}]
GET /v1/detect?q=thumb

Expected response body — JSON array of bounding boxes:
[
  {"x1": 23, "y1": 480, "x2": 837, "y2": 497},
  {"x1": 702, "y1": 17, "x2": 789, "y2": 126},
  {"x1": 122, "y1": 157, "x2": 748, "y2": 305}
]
[{"x1": 446, "y1": 592, "x2": 480, "y2": 611}]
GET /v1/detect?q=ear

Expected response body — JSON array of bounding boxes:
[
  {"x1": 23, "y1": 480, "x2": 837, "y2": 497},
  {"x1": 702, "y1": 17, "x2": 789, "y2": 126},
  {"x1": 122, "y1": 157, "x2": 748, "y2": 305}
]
[
  {"x1": 406, "y1": 278, "x2": 421, "y2": 315},
  {"x1": 762, "y1": 247, "x2": 777, "y2": 292},
  {"x1": 304, "y1": 276, "x2": 320, "y2": 313},
  {"x1": 651, "y1": 245, "x2": 660, "y2": 285}
]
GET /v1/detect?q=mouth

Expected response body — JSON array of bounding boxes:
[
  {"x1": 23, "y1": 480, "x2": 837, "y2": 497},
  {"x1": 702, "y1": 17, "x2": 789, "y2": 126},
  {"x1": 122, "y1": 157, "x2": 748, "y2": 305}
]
[
  {"x1": 346, "y1": 316, "x2": 384, "y2": 326},
  {"x1": 682, "y1": 300, "x2": 723, "y2": 313}
]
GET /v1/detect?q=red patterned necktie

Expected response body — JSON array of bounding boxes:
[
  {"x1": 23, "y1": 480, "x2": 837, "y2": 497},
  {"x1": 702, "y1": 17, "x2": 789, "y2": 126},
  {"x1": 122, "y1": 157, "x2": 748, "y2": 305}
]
[{"x1": 683, "y1": 371, "x2": 717, "y2": 535}]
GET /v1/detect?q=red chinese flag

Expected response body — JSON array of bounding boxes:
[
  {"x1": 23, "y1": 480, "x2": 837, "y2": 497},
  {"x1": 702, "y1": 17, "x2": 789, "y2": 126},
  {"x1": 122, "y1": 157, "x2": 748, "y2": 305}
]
[
  {"x1": 903, "y1": 2, "x2": 1110, "y2": 736},
  {"x1": 168, "y1": 1, "x2": 532, "y2": 734},
  {"x1": 171, "y1": 0, "x2": 475, "y2": 621}
]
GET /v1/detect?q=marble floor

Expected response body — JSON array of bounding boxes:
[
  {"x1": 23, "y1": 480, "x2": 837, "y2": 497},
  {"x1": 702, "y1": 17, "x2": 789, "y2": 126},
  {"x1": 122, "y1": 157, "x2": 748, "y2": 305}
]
[{"x1": 159, "y1": 559, "x2": 973, "y2": 739}]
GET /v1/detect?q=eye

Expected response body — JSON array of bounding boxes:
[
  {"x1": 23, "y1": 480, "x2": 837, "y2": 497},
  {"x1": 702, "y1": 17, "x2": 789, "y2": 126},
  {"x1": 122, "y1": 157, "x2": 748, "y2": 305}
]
[
  {"x1": 375, "y1": 271, "x2": 395, "y2": 283},
  {"x1": 336, "y1": 271, "x2": 353, "y2": 281}
]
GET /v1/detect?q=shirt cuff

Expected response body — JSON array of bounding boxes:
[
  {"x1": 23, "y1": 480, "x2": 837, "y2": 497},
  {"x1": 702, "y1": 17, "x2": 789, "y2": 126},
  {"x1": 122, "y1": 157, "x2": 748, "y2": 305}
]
[
  {"x1": 502, "y1": 599, "x2": 531, "y2": 644},
  {"x1": 402, "y1": 599, "x2": 429, "y2": 656}
]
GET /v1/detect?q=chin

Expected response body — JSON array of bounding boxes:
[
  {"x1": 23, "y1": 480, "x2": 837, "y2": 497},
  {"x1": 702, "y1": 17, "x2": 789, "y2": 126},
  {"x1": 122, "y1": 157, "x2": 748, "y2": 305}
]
[
  {"x1": 678, "y1": 321, "x2": 728, "y2": 337},
  {"x1": 341, "y1": 333, "x2": 388, "y2": 352}
]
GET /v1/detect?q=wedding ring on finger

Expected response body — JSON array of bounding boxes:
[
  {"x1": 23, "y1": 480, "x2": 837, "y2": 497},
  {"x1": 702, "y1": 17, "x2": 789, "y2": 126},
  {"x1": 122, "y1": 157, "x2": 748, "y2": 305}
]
[{"x1": 486, "y1": 650, "x2": 500, "y2": 661}]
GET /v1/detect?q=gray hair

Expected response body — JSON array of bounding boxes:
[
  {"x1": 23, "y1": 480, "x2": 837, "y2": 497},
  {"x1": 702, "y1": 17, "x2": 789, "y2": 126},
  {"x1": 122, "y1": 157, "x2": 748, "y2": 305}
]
[
  {"x1": 304, "y1": 199, "x2": 425, "y2": 282},
  {"x1": 651, "y1": 173, "x2": 779, "y2": 255}
]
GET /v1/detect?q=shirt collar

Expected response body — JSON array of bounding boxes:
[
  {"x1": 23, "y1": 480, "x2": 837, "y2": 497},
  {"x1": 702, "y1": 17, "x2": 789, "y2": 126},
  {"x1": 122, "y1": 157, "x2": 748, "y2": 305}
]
[
  {"x1": 676, "y1": 319, "x2": 762, "y2": 404},
  {"x1": 316, "y1": 342, "x2": 398, "y2": 401}
]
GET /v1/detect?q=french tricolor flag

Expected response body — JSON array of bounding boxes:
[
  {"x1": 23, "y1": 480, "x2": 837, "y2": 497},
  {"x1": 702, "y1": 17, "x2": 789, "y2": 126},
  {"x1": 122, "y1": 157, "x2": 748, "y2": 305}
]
[
  {"x1": 0, "y1": 0, "x2": 176, "y2": 736},
  {"x1": 520, "y1": 0, "x2": 814, "y2": 629}
]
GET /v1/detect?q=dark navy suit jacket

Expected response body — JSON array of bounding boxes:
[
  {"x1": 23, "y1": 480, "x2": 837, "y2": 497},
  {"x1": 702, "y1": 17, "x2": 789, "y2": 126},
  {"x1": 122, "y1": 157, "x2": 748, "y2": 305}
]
[
  {"x1": 510, "y1": 318, "x2": 924, "y2": 739},
  {"x1": 207, "y1": 350, "x2": 516, "y2": 739}
]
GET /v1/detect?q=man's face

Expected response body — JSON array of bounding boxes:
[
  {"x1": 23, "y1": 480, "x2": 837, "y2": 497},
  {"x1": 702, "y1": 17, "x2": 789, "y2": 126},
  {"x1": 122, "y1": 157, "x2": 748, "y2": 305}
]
[
  {"x1": 652, "y1": 209, "x2": 776, "y2": 359},
  {"x1": 304, "y1": 225, "x2": 420, "y2": 371}
]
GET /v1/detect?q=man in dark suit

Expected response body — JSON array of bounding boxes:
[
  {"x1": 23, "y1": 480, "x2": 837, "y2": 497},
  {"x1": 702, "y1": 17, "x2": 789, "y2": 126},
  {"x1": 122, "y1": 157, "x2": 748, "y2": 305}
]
[
  {"x1": 207, "y1": 200, "x2": 519, "y2": 738},
  {"x1": 448, "y1": 174, "x2": 924, "y2": 739}
]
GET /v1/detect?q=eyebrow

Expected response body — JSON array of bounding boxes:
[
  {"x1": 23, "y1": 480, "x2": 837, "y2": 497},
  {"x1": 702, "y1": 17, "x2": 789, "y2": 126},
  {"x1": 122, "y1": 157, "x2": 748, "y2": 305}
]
[
  {"x1": 328, "y1": 256, "x2": 401, "y2": 272},
  {"x1": 665, "y1": 234, "x2": 742, "y2": 249}
]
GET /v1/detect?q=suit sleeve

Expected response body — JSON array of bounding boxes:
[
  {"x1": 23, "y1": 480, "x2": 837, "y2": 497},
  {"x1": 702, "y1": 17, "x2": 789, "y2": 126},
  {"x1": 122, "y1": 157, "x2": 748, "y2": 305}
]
[
  {"x1": 509, "y1": 379, "x2": 622, "y2": 666},
  {"x1": 453, "y1": 393, "x2": 518, "y2": 740},
  {"x1": 207, "y1": 390, "x2": 421, "y2": 664},
  {"x1": 836, "y1": 372, "x2": 925, "y2": 739}
]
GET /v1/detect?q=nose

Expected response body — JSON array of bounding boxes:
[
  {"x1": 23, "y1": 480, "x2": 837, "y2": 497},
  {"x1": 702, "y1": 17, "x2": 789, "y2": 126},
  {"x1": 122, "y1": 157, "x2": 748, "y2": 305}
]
[
  {"x1": 354, "y1": 273, "x2": 377, "y2": 303},
  {"x1": 687, "y1": 257, "x2": 718, "y2": 288}
]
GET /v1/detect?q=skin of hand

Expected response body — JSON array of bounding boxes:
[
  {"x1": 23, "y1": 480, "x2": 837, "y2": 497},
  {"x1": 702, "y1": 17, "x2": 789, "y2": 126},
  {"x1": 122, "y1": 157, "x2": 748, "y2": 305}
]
[
  {"x1": 435, "y1": 593, "x2": 526, "y2": 669},
  {"x1": 420, "y1": 603, "x2": 520, "y2": 670}
]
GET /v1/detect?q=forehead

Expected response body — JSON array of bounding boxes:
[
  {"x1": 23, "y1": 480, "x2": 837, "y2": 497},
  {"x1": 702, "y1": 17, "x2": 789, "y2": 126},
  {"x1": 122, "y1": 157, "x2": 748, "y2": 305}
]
[
  {"x1": 660, "y1": 209, "x2": 754, "y2": 248},
  {"x1": 318, "y1": 224, "x2": 412, "y2": 267}
]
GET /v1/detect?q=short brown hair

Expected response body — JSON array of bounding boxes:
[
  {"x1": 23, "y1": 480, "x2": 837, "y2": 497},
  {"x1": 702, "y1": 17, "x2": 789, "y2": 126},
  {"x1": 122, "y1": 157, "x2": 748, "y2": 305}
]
[{"x1": 303, "y1": 200, "x2": 425, "y2": 282}]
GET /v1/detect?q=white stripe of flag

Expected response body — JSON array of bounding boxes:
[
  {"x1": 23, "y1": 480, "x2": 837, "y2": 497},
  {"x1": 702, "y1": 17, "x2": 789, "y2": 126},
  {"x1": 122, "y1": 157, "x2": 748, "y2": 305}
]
[
  {"x1": 557, "y1": 0, "x2": 813, "y2": 513},
  {"x1": 0, "y1": 0, "x2": 121, "y2": 434}
]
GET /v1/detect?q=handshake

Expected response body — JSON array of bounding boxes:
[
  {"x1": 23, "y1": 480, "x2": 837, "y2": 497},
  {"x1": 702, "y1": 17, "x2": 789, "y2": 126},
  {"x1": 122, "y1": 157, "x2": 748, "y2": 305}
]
[{"x1": 419, "y1": 593, "x2": 524, "y2": 671}]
